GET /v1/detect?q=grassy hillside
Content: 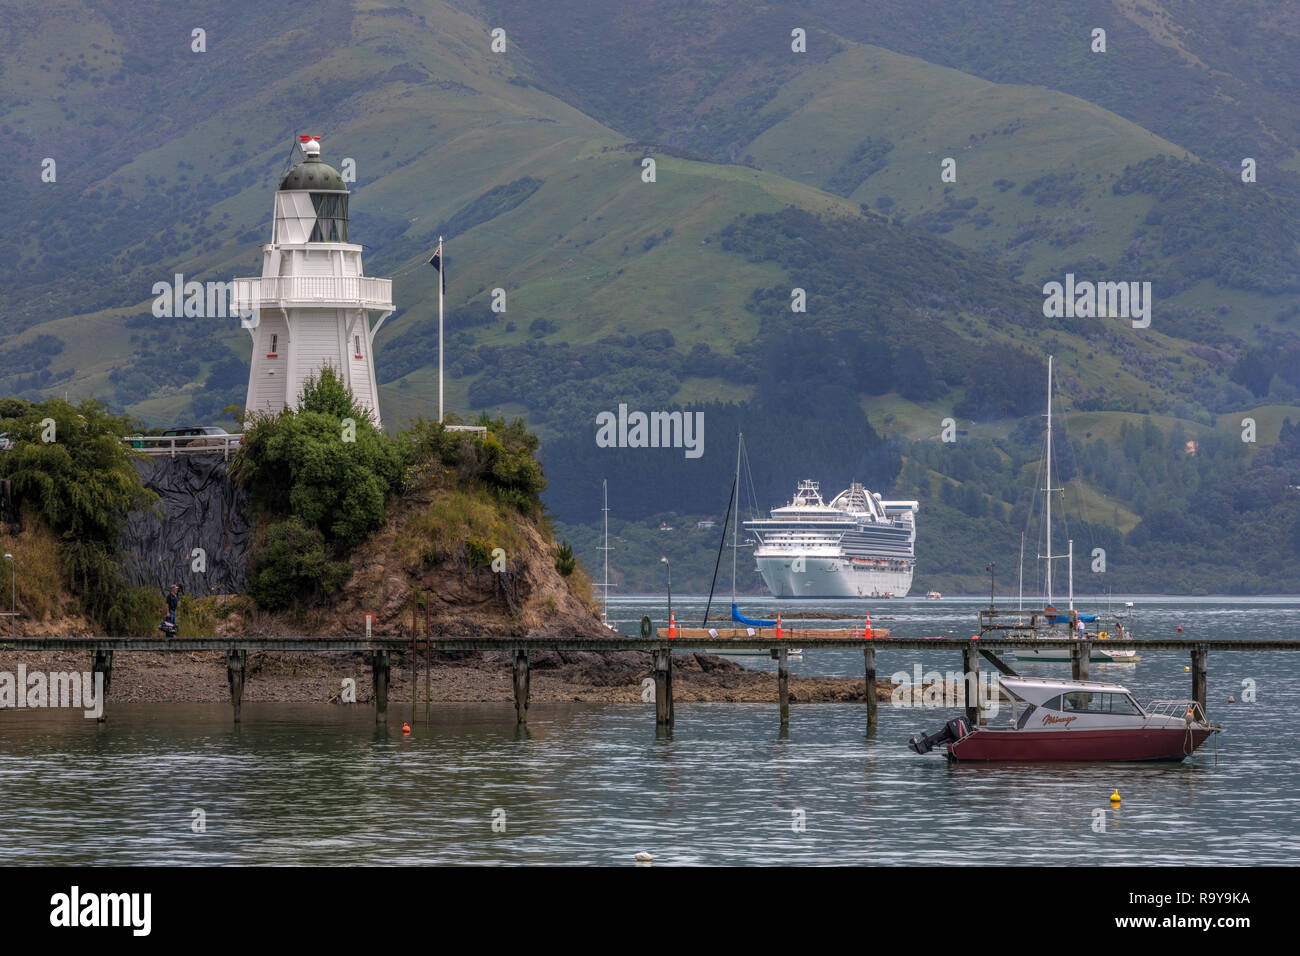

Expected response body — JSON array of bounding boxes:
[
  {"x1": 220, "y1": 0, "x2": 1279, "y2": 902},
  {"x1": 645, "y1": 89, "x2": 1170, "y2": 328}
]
[
  {"x1": 6, "y1": 0, "x2": 1300, "y2": 594},
  {"x1": 480, "y1": 2, "x2": 1300, "y2": 348},
  {"x1": 482, "y1": 0, "x2": 1300, "y2": 188}
]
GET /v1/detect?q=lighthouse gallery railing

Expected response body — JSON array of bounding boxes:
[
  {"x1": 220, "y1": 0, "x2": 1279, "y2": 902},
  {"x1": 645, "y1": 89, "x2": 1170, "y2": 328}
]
[{"x1": 232, "y1": 275, "x2": 393, "y2": 309}]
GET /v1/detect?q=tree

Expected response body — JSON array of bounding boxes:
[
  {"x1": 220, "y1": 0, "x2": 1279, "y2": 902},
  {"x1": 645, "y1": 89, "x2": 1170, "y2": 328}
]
[
  {"x1": 232, "y1": 368, "x2": 408, "y2": 546},
  {"x1": 232, "y1": 370, "x2": 407, "y2": 610},
  {"x1": 1230, "y1": 349, "x2": 1274, "y2": 398},
  {"x1": 248, "y1": 518, "x2": 351, "y2": 610},
  {"x1": 0, "y1": 397, "x2": 155, "y2": 631},
  {"x1": 896, "y1": 346, "x2": 942, "y2": 401}
]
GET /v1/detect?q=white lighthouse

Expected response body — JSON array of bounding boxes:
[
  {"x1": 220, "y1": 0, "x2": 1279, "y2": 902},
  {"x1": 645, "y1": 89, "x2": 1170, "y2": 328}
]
[{"x1": 234, "y1": 136, "x2": 393, "y2": 428}]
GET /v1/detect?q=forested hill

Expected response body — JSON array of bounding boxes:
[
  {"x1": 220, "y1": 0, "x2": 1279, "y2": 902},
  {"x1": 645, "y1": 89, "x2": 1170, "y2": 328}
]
[{"x1": 5, "y1": 0, "x2": 1300, "y2": 595}]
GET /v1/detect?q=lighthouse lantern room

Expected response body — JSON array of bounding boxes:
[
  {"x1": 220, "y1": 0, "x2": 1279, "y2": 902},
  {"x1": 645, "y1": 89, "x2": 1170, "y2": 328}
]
[{"x1": 233, "y1": 136, "x2": 393, "y2": 428}]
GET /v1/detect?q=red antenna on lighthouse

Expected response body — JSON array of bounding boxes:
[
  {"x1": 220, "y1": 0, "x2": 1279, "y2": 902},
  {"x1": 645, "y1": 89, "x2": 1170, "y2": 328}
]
[{"x1": 278, "y1": 133, "x2": 324, "y2": 179}]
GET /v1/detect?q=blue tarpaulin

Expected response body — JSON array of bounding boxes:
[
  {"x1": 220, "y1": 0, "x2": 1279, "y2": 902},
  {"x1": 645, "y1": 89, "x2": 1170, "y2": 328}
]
[{"x1": 732, "y1": 603, "x2": 777, "y2": 627}]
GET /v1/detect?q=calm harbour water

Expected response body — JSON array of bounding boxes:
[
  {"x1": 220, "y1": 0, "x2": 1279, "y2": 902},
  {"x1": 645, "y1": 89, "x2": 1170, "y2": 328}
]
[{"x1": 1, "y1": 596, "x2": 1297, "y2": 865}]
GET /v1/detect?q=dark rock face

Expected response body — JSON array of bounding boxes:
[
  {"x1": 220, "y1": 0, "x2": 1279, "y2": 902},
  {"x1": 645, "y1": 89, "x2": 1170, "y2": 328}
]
[{"x1": 119, "y1": 457, "x2": 251, "y2": 595}]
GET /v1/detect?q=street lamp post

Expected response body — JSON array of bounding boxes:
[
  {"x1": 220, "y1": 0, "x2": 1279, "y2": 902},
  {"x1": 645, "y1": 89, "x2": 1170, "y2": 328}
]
[
  {"x1": 3, "y1": 554, "x2": 12, "y2": 638},
  {"x1": 660, "y1": 556, "x2": 672, "y2": 624}
]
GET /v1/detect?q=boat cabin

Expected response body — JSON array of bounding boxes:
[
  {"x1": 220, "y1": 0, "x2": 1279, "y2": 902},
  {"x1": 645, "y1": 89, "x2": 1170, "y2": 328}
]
[{"x1": 999, "y1": 677, "x2": 1149, "y2": 731}]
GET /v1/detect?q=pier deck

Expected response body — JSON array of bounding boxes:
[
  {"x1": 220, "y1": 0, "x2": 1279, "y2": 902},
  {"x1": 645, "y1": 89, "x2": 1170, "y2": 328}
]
[{"x1": 3, "y1": 635, "x2": 1296, "y2": 728}]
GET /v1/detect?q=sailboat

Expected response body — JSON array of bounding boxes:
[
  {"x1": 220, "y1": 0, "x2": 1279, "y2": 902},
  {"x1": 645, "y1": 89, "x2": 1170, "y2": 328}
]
[
  {"x1": 697, "y1": 434, "x2": 801, "y2": 655},
  {"x1": 1009, "y1": 356, "x2": 1139, "y2": 664}
]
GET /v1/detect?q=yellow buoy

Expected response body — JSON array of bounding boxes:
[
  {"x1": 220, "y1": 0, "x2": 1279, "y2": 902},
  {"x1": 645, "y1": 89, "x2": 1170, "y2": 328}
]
[
  {"x1": 1184, "y1": 666, "x2": 1190, "y2": 672},
  {"x1": 1110, "y1": 789, "x2": 1121, "y2": 805}
]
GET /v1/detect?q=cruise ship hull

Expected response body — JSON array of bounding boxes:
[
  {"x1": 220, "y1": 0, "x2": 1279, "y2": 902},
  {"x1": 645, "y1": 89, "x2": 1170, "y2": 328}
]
[{"x1": 754, "y1": 556, "x2": 914, "y2": 599}]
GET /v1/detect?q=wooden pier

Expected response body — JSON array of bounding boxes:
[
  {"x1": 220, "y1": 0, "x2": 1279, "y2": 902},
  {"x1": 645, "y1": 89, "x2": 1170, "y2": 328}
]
[{"x1": 3, "y1": 635, "x2": 1299, "y2": 728}]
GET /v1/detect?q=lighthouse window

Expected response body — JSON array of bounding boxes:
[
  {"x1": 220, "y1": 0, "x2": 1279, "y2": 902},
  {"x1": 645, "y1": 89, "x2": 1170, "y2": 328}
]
[
  {"x1": 354, "y1": 335, "x2": 361, "y2": 357},
  {"x1": 269, "y1": 334, "x2": 278, "y2": 355},
  {"x1": 309, "y1": 192, "x2": 349, "y2": 242}
]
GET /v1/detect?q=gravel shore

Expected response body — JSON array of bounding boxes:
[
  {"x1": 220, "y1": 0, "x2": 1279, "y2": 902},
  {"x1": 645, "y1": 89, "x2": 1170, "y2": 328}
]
[{"x1": 0, "y1": 648, "x2": 896, "y2": 704}]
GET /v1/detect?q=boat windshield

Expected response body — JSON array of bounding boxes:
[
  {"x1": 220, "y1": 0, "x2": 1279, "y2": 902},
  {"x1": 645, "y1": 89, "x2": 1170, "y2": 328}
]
[{"x1": 1061, "y1": 691, "x2": 1142, "y2": 715}]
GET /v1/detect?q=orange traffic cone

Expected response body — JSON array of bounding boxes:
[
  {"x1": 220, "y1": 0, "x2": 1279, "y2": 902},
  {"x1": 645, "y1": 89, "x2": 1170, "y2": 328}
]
[
  {"x1": 864, "y1": 612, "x2": 873, "y2": 640},
  {"x1": 775, "y1": 614, "x2": 784, "y2": 640},
  {"x1": 668, "y1": 612, "x2": 677, "y2": 639}
]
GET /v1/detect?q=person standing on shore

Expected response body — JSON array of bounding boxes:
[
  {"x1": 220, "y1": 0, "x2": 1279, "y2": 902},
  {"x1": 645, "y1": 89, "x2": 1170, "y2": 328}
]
[{"x1": 162, "y1": 584, "x2": 179, "y2": 636}]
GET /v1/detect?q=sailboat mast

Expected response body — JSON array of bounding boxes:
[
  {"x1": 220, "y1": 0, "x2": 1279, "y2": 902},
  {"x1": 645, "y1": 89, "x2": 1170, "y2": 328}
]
[
  {"x1": 1068, "y1": 538, "x2": 1074, "y2": 611},
  {"x1": 732, "y1": 433, "x2": 742, "y2": 602},
  {"x1": 602, "y1": 479, "x2": 609, "y2": 624},
  {"x1": 1045, "y1": 355, "x2": 1054, "y2": 604},
  {"x1": 1018, "y1": 531, "x2": 1024, "y2": 614}
]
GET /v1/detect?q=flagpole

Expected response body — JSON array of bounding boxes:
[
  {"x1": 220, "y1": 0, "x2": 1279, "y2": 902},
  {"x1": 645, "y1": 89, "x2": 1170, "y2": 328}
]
[{"x1": 438, "y1": 236, "x2": 444, "y2": 423}]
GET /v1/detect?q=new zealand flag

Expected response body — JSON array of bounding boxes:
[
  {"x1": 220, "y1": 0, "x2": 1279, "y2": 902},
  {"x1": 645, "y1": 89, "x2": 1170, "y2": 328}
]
[{"x1": 428, "y1": 247, "x2": 445, "y2": 293}]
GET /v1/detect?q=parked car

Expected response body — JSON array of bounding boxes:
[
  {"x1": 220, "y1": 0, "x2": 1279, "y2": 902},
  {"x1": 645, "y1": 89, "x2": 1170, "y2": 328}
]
[{"x1": 162, "y1": 425, "x2": 232, "y2": 448}]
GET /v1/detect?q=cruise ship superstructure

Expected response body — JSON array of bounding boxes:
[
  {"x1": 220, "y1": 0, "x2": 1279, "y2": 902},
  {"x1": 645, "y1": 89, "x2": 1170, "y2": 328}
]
[{"x1": 744, "y1": 480, "x2": 918, "y2": 598}]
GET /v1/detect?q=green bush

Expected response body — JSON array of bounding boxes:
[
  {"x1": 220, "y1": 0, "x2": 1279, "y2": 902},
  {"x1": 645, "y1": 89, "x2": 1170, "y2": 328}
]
[
  {"x1": 248, "y1": 518, "x2": 352, "y2": 611},
  {"x1": 101, "y1": 586, "x2": 164, "y2": 637},
  {"x1": 555, "y1": 540, "x2": 576, "y2": 577},
  {"x1": 467, "y1": 536, "x2": 493, "y2": 569},
  {"x1": 0, "y1": 396, "x2": 155, "y2": 632},
  {"x1": 407, "y1": 414, "x2": 547, "y2": 515},
  {"x1": 232, "y1": 367, "x2": 409, "y2": 546},
  {"x1": 232, "y1": 367, "x2": 406, "y2": 611}
]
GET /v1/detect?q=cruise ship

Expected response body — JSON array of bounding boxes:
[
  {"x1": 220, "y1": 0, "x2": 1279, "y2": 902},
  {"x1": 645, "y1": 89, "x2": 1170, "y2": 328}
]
[{"x1": 744, "y1": 480, "x2": 919, "y2": 598}]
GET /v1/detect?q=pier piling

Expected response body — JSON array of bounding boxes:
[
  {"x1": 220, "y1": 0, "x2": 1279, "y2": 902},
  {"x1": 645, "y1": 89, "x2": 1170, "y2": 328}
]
[
  {"x1": 1072, "y1": 640, "x2": 1091, "y2": 683},
  {"x1": 372, "y1": 649, "x2": 390, "y2": 722},
  {"x1": 1191, "y1": 645, "x2": 1208, "y2": 712},
  {"x1": 863, "y1": 646, "x2": 877, "y2": 729},
  {"x1": 963, "y1": 643, "x2": 981, "y2": 725},
  {"x1": 512, "y1": 649, "x2": 530, "y2": 725},
  {"x1": 653, "y1": 648, "x2": 674, "y2": 727},
  {"x1": 91, "y1": 648, "x2": 112, "y2": 723},
  {"x1": 775, "y1": 647, "x2": 790, "y2": 727},
  {"x1": 226, "y1": 648, "x2": 246, "y2": 723},
  {"x1": 7, "y1": 634, "x2": 1292, "y2": 735}
]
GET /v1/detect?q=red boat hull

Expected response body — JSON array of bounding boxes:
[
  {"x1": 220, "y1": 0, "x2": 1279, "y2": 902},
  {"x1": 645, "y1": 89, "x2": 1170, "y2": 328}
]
[{"x1": 948, "y1": 727, "x2": 1214, "y2": 762}]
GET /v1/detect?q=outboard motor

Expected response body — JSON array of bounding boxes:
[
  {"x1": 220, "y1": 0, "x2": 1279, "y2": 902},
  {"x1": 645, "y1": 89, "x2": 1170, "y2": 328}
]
[{"x1": 908, "y1": 716, "x2": 972, "y2": 754}]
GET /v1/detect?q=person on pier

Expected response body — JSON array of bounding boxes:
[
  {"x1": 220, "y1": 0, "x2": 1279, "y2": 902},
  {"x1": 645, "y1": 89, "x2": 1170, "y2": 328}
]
[{"x1": 159, "y1": 584, "x2": 179, "y2": 638}]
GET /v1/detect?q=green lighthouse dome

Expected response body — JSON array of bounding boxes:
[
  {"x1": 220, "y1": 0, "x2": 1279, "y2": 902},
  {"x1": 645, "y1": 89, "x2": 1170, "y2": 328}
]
[
  {"x1": 277, "y1": 138, "x2": 349, "y2": 241},
  {"x1": 278, "y1": 138, "x2": 346, "y2": 191},
  {"x1": 279, "y1": 155, "x2": 346, "y2": 191}
]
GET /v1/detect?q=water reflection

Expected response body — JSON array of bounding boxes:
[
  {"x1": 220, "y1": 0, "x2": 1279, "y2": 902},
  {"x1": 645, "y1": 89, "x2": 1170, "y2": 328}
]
[{"x1": 0, "y1": 597, "x2": 1298, "y2": 864}]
